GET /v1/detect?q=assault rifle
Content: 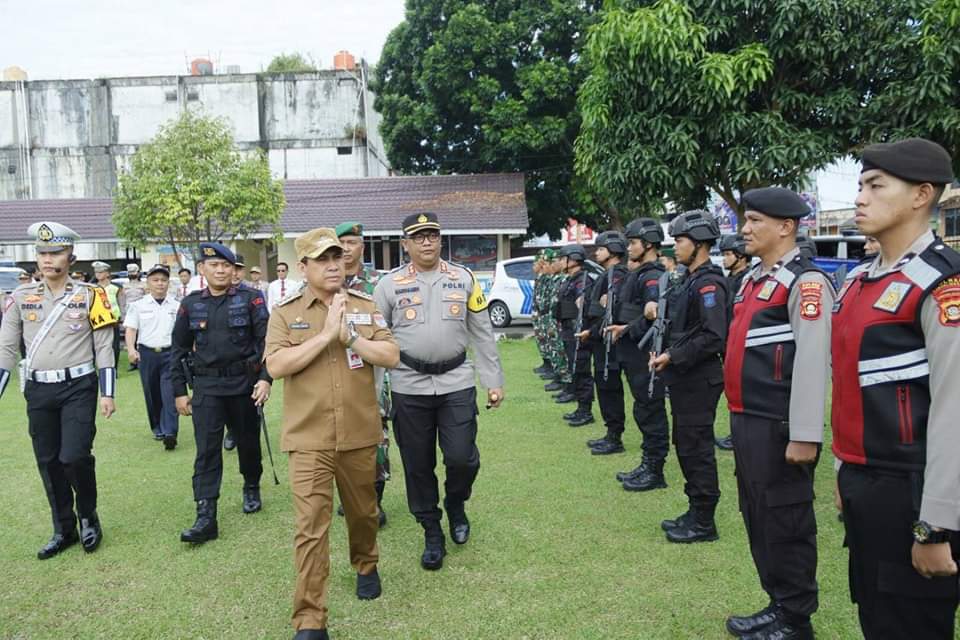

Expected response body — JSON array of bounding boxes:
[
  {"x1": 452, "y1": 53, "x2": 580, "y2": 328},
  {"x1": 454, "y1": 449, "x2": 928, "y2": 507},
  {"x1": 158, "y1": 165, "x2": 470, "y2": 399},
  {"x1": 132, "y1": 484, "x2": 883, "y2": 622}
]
[
  {"x1": 572, "y1": 270, "x2": 588, "y2": 370},
  {"x1": 635, "y1": 269, "x2": 672, "y2": 398},
  {"x1": 602, "y1": 266, "x2": 616, "y2": 382}
]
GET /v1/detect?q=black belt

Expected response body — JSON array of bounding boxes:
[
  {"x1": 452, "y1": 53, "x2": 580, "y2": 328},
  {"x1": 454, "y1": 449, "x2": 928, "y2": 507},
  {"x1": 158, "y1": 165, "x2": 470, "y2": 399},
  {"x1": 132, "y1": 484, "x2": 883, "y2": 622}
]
[
  {"x1": 399, "y1": 351, "x2": 466, "y2": 375},
  {"x1": 140, "y1": 346, "x2": 171, "y2": 353},
  {"x1": 194, "y1": 359, "x2": 261, "y2": 378}
]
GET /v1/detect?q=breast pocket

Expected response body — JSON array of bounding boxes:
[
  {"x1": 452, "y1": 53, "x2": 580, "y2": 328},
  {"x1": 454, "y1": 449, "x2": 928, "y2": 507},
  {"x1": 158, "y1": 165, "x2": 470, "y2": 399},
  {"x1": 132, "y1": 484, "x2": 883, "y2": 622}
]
[
  {"x1": 441, "y1": 297, "x2": 466, "y2": 322},
  {"x1": 189, "y1": 318, "x2": 208, "y2": 346},
  {"x1": 228, "y1": 313, "x2": 250, "y2": 342},
  {"x1": 395, "y1": 301, "x2": 425, "y2": 326}
]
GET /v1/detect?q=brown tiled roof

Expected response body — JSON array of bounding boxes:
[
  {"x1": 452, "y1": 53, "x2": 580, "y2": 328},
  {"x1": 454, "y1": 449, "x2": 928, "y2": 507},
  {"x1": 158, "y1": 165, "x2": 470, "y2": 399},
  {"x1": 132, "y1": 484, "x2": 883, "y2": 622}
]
[{"x1": 0, "y1": 173, "x2": 528, "y2": 242}]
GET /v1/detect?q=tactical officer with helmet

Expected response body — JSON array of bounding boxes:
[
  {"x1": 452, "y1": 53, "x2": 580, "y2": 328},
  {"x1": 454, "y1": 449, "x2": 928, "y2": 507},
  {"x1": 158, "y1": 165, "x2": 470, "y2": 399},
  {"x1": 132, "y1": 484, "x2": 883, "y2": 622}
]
[
  {"x1": 579, "y1": 231, "x2": 630, "y2": 453},
  {"x1": 723, "y1": 188, "x2": 833, "y2": 640},
  {"x1": 650, "y1": 210, "x2": 729, "y2": 543},
  {"x1": 171, "y1": 242, "x2": 272, "y2": 545},
  {"x1": 716, "y1": 233, "x2": 751, "y2": 451},
  {"x1": 555, "y1": 244, "x2": 595, "y2": 423},
  {"x1": 603, "y1": 218, "x2": 671, "y2": 491}
]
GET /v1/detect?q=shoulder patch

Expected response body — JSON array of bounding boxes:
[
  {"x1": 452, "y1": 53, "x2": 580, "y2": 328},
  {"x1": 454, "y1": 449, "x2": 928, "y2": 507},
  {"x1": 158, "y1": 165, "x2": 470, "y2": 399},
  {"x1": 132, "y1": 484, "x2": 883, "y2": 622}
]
[
  {"x1": 346, "y1": 289, "x2": 373, "y2": 301},
  {"x1": 276, "y1": 292, "x2": 303, "y2": 307},
  {"x1": 799, "y1": 281, "x2": 823, "y2": 320},
  {"x1": 932, "y1": 277, "x2": 960, "y2": 326},
  {"x1": 89, "y1": 286, "x2": 117, "y2": 329}
]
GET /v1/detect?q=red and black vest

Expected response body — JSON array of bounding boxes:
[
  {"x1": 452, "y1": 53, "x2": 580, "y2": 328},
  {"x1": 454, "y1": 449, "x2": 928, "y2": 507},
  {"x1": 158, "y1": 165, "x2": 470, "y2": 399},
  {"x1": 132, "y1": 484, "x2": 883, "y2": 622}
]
[
  {"x1": 725, "y1": 255, "x2": 824, "y2": 421},
  {"x1": 831, "y1": 239, "x2": 960, "y2": 471}
]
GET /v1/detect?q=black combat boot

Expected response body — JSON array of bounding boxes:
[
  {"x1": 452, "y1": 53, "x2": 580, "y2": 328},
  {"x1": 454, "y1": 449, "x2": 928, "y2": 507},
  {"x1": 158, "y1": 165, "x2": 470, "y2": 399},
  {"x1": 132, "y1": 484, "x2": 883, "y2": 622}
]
[
  {"x1": 444, "y1": 497, "x2": 470, "y2": 545},
  {"x1": 356, "y1": 567, "x2": 382, "y2": 600},
  {"x1": 564, "y1": 409, "x2": 582, "y2": 421},
  {"x1": 591, "y1": 435, "x2": 625, "y2": 455},
  {"x1": 293, "y1": 630, "x2": 328, "y2": 640},
  {"x1": 665, "y1": 506, "x2": 718, "y2": 543},
  {"x1": 553, "y1": 391, "x2": 576, "y2": 404},
  {"x1": 726, "y1": 601, "x2": 780, "y2": 636},
  {"x1": 181, "y1": 499, "x2": 218, "y2": 544},
  {"x1": 739, "y1": 616, "x2": 813, "y2": 640},
  {"x1": 544, "y1": 380, "x2": 564, "y2": 392},
  {"x1": 539, "y1": 370, "x2": 557, "y2": 380},
  {"x1": 79, "y1": 512, "x2": 103, "y2": 553},
  {"x1": 421, "y1": 521, "x2": 446, "y2": 571},
  {"x1": 586, "y1": 429, "x2": 613, "y2": 447},
  {"x1": 243, "y1": 487, "x2": 262, "y2": 513},
  {"x1": 660, "y1": 510, "x2": 693, "y2": 532},
  {"x1": 622, "y1": 459, "x2": 667, "y2": 491},
  {"x1": 615, "y1": 459, "x2": 648, "y2": 482},
  {"x1": 567, "y1": 407, "x2": 595, "y2": 426}
]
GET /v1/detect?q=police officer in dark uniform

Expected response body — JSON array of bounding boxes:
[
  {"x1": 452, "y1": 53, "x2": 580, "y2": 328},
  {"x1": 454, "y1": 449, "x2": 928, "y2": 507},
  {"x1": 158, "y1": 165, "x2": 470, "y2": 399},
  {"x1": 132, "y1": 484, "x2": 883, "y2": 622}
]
[
  {"x1": 580, "y1": 231, "x2": 630, "y2": 454},
  {"x1": 555, "y1": 244, "x2": 595, "y2": 424},
  {"x1": 724, "y1": 188, "x2": 833, "y2": 640},
  {"x1": 171, "y1": 242, "x2": 272, "y2": 544},
  {"x1": 716, "y1": 233, "x2": 751, "y2": 451},
  {"x1": 650, "y1": 210, "x2": 728, "y2": 543},
  {"x1": 604, "y1": 218, "x2": 671, "y2": 490}
]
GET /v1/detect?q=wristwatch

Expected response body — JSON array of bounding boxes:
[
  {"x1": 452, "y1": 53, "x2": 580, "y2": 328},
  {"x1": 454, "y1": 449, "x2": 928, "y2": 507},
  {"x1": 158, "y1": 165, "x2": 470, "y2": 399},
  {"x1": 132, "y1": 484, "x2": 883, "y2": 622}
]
[
  {"x1": 345, "y1": 321, "x2": 359, "y2": 347},
  {"x1": 912, "y1": 520, "x2": 951, "y2": 544}
]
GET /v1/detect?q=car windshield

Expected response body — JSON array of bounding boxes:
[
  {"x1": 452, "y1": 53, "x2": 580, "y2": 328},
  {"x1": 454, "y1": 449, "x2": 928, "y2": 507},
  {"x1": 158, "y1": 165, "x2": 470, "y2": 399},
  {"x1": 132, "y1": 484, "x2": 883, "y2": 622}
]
[{"x1": 0, "y1": 272, "x2": 22, "y2": 292}]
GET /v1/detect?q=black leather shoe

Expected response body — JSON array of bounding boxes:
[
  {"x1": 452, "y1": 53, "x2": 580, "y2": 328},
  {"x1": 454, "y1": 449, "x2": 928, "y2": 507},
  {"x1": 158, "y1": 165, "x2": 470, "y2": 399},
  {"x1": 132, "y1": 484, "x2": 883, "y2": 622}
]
[
  {"x1": 665, "y1": 519, "x2": 718, "y2": 543},
  {"x1": 421, "y1": 539, "x2": 446, "y2": 570},
  {"x1": 163, "y1": 435, "x2": 177, "y2": 450},
  {"x1": 660, "y1": 510, "x2": 692, "y2": 531},
  {"x1": 356, "y1": 568, "x2": 382, "y2": 600},
  {"x1": 553, "y1": 392, "x2": 576, "y2": 404},
  {"x1": 567, "y1": 413, "x2": 595, "y2": 426},
  {"x1": 586, "y1": 434, "x2": 610, "y2": 447},
  {"x1": 739, "y1": 618, "x2": 813, "y2": 640},
  {"x1": 243, "y1": 487, "x2": 262, "y2": 514},
  {"x1": 533, "y1": 364, "x2": 551, "y2": 375},
  {"x1": 181, "y1": 499, "x2": 218, "y2": 544},
  {"x1": 293, "y1": 630, "x2": 328, "y2": 640},
  {"x1": 726, "y1": 602, "x2": 780, "y2": 636},
  {"x1": 538, "y1": 371, "x2": 556, "y2": 380},
  {"x1": 37, "y1": 530, "x2": 79, "y2": 560},
  {"x1": 564, "y1": 410, "x2": 581, "y2": 421},
  {"x1": 378, "y1": 508, "x2": 387, "y2": 529},
  {"x1": 223, "y1": 432, "x2": 236, "y2": 451},
  {"x1": 715, "y1": 435, "x2": 734, "y2": 451},
  {"x1": 615, "y1": 463, "x2": 646, "y2": 482},
  {"x1": 80, "y1": 515, "x2": 102, "y2": 553},
  {"x1": 591, "y1": 439, "x2": 625, "y2": 455},
  {"x1": 622, "y1": 469, "x2": 667, "y2": 491},
  {"x1": 544, "y1": 381, "x2": 564, "y2": 392}
]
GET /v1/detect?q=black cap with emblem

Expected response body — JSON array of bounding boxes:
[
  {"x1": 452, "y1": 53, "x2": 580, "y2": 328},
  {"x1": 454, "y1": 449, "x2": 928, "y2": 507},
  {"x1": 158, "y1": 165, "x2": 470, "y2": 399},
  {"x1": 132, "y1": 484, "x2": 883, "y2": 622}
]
[
  {"x1": 861, "y1": 138, "x2": 954, "y2": 185},
  {"x1": 403, "y1": 212, "x2": 441, "y2": 236},
  {"x1": 741, "y1": 187, "x2": 811, "y2": 219}
]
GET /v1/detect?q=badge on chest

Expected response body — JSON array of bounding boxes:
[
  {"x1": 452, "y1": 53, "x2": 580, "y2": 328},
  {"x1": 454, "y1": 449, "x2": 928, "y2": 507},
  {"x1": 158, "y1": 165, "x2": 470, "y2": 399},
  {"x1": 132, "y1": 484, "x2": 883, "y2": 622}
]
[
  {"x1": 873, "y1": 282, "x2": 912, "y2": 314},
  {"x1": 756, "y1": 280, "x2": 778, "y2": 301}
]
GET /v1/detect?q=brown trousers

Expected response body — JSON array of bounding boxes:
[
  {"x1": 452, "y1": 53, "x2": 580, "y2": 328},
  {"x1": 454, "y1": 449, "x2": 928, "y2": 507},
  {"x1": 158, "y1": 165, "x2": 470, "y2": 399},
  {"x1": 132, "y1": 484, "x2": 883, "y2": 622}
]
[{"x1": 289, "y1": 446, "x2": 379, "y2": 631}]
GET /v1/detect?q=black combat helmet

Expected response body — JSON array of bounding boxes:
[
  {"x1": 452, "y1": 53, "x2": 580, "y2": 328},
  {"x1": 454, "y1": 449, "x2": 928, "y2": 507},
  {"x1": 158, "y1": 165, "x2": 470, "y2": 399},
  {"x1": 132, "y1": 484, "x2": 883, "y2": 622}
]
[
  {"x1": 558, "y1": 244, "x2": 586, "y2": 262},
  {"x1": 668, "y1": 210, "x2": 721, "y2": 242},
  {"x1": 795, "y1": 234, "x2": 818, "y2": 259},
  {"x1": 718, "y1": 234, "x2": 747, "y2": 256},
  {"x1": 624, "y1": 218, "x2": 664, "y2": 244},
  {"x1": 595, "y1": 231, "x2": 627, "y2": 255}
]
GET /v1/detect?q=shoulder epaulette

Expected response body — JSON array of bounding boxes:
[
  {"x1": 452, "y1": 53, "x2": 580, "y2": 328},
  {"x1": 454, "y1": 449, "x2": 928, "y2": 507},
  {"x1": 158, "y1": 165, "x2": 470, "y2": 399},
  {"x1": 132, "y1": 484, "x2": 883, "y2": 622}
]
[
  {"x1": 346, "y1": 289, "x2": 373, "y2": 301},
  {"x1": 276, "y1": 291, "x2": 303, "y2": 307}
]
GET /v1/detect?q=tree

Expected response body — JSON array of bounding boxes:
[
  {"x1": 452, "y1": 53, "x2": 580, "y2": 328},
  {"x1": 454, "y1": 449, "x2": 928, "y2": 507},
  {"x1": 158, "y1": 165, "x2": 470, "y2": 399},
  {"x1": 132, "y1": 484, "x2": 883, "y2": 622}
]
[
  {"x1": 575, "y1": 0, "x2": 947, "y2": 222},
  {"x1": 265, "y1": 52, "x2": 318, "y2": 73},
  {"x1": 374, "y1": 0, "x2": 604, "y2": 236},
  {"x1": 113, "y1": 110, "x2": 285, "y2": 266}
]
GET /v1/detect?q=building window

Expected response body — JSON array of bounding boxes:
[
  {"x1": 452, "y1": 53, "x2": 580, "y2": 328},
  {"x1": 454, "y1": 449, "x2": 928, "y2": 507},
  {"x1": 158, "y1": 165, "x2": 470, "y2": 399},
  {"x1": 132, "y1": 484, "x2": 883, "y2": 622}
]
[
  {"x1": 449, "y1": 235, "x2": 498, "y2": 272},
  {"x1": 337, "y1": 146, "x2": 353, "y2": 155},
  {"x1": 945, "y1": 209, "x2": 960, "y2": 238}
]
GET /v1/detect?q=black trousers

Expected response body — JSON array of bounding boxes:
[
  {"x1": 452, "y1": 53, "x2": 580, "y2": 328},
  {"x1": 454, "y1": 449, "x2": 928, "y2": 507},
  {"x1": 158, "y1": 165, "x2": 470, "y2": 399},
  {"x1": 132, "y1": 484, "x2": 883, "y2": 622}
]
[
  {"x1": 668, "y1": 375, "x2": 723, "y2": 512},
  {"x1": 731, "y1": 414, "x2": 819, "y2": 623},
  {"x1": 391, "y1": 388, "x2": 480, "y2": 524},
  {"x1": 839, "y1": 463, "x2": 959, "y2": 639},
  {"x1": 25, "y1": 373, "x2": 99, "y2": 534},
  {"x1": 112, "y1": 325, "x2": 120, "y2": 369},
  {"x1": 593, "y1": 347, "x2": 625, "y2": 435},
  {"x1": 138, "y1": 348, "x2": 178, "y2": 437},
  {"x1": 190, "y1": 392, "x2": 262, "y2": 501},
  {"x1": 624, "y1": 363, "x2": 669, "y2": 461},
  {"x1": 563, "y1": 335, "x2": 594, "y2": 409}
]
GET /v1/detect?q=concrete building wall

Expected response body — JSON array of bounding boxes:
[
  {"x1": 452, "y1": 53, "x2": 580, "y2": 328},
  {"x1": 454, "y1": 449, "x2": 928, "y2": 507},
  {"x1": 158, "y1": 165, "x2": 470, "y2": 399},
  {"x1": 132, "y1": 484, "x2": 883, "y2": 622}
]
[{"x1": 0, "y1": 67, "x2": 390, "y2": 201}]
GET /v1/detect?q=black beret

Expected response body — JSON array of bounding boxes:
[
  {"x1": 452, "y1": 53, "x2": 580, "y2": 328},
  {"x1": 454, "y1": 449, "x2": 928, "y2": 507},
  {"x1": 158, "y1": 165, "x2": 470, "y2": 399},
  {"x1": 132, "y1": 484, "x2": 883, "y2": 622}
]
[
  {"x1": 861, "y1": 138, "x2": 954, "y2": 185},
  {"x1": 741, "y1": 187, "x2": 810, "y2": 219},
  {"x1": 403, "y1": 212, "x2": 441, "y2": 235},
  {"x1": 198, "y1": 242, "x2": 237, "y2": 264}
]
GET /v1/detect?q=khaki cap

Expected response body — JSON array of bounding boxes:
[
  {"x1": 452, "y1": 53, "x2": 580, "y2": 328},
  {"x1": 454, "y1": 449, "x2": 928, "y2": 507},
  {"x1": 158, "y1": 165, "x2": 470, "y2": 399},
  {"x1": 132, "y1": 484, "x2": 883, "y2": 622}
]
[{"x1": 295, "y1": 228, "x2": 342, "y2": 261}]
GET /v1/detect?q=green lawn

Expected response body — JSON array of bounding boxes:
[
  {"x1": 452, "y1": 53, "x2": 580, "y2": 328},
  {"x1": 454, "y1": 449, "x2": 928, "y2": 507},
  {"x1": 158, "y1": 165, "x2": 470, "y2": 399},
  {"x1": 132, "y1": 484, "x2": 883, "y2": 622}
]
[{"x1": 0, "y1": 340, "x2": 888, "y2": 639}]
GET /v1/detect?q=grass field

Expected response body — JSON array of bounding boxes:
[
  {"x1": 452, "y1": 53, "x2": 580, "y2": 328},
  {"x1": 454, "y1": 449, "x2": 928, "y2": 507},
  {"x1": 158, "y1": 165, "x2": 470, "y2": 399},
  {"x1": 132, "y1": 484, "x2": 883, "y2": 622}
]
[{"x1": 0, "y1": 339, "x2": 899, "y2": 639}]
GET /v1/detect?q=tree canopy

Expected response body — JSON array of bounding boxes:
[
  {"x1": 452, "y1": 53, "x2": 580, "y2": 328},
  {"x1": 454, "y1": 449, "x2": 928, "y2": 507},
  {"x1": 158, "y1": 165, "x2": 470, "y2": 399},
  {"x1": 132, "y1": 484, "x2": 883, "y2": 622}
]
[
  {"x1": 374, "y1": 0, "x2": 604, "y2": 236},
  {"x1": 575, "y1": 0, "x2": 955, "y2": 220},
  {"x1": 265, "y1": 52, "x2": 318, "y2": 73},
  {"x1": 113, "y1": 110, "x2": 285, "y2": 265}
]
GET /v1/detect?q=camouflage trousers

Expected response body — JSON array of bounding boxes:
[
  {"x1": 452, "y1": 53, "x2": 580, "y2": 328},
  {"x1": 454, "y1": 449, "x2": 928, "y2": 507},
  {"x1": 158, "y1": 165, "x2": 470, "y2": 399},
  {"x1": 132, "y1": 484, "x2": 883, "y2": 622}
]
[
  {"x1": 533, "y1": 311, "x2": 551, "y2": 360},
  {"x1": 544, "y1": 317, "x2": 571, "y2": 383}
]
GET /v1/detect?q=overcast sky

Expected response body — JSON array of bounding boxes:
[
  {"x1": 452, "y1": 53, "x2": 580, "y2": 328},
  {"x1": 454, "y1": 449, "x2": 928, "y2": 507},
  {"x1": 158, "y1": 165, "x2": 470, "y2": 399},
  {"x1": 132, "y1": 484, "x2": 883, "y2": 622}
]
[{"x1": 0, "y1": 0, "x2": 407, "y2": 79}]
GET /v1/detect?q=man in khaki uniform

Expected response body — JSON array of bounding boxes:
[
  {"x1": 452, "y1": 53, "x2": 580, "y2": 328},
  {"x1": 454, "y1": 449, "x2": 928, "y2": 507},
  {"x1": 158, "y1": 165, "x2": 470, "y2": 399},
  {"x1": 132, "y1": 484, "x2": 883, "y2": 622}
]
[
  {"x1": 266, "y1": 228, "x2": 399, "y2": 640},
  {"x1": 0, "y1": 222, "x2": 117, "y2": 560}
]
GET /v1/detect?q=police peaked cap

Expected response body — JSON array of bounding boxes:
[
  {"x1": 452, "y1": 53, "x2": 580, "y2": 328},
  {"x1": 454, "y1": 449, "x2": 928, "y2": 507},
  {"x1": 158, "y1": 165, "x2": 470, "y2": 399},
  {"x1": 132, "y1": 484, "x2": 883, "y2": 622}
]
[
  {"x1": 668, "y1": 210, "x2": 720, "y2": 242},
  {"x1": 861, "y1": 138, "x2": 954, "y2": 185},
  {"x1": 559, "y1": 244, "x2": 586, "y2": 262},
  {"x1": 595, "y1": 230, "x2": 627, "y2": 255},
  {"x1": 198, "y1": 242, "x2": 237, "y2": 265},
  {"x1": 403, "y1": 212, "x2": 441, "y2": 236},
  {"x1": 718, "y1": 234, "x2": 747, "y2": 256},
  {"x1": 741, "y1": 187, "x2": 810, "y2": 219},
  {"x1": 29, "y1": 221, "x2": 79, "y2": 253},
  {"x1": 624, "y1": 218, "x2": 664, "y2": 244}
]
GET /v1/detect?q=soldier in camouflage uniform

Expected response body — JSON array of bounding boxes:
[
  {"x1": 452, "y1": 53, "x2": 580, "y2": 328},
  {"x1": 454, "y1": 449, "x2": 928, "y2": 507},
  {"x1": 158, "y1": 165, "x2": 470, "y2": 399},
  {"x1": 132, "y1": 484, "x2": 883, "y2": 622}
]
[
  {"x1": 336, "y1": 221, "x2": 390, "y2": 528},
  {"x1": 532, "y1": 251, "x2": 556, "y2": 378},
  {"x1": 542, "y1": 251, "x2": 570, "y2": 392}
]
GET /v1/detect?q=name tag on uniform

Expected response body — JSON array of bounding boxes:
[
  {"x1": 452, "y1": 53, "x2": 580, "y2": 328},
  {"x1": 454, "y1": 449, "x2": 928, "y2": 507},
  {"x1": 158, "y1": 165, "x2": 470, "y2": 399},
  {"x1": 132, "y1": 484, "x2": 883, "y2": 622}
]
[
  {"x1": 346, "y1": 347, "x2": 364, "y2": 369},
  {"x1": 289, "y1": 321, "x2": 310, "y2": 330},
  {"x1": 345, "y1": 313, "x2": 372, "y2": 325}
]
